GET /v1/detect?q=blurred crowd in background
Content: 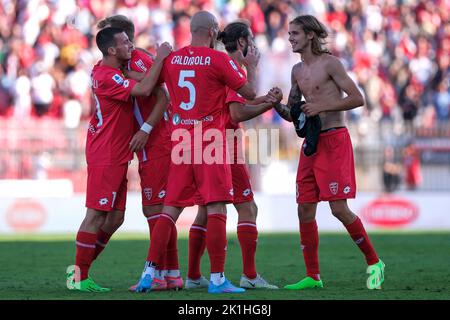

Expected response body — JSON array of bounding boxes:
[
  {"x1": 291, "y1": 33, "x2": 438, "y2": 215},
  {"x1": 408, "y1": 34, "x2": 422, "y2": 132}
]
[{"x1": 0, "y1": 0, "x2": 449, "y2": 192}]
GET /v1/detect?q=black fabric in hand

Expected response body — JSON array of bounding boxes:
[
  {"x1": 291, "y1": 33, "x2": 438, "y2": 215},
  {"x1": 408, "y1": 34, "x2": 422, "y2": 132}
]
[{"x1": 290, "y1": 100, "x2": 321, "y2": 156}]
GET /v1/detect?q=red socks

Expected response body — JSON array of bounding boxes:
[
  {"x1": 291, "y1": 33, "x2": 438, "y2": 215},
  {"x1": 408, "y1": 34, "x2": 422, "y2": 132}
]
[
  {"x1": 188, "y1": 224, "x2": 207, "y2": 279},
  {"x1": 237, "y1": 221, "x2": 258, "y2": 279},
  {"x1": 146, "y1": 214, "x2": 164, "y2": 270},
  {"x1": 299, "y1": 220, "x2": 320, "y2": 280},
  {"x1": 345, "y1": 217, "x2": 379, "y2": 265},
  {"x1": 93, "y1": 229, "x2": 112, "y2": 260},
  {"x1": 75, "y1": 231, "x2": 97, "y2": 280},
  {"x1": 147, "y1": 214, "x2": 159, "y2": 236},
  {"x1": 206, "y1": 213, "x2": 227, "y2": 273},
  {"x1": 147, "y1": 214, "x2": 175, "y2": 266},
  {"x1": 165, "y1": 219, "x2": 179, "y2": 271}
]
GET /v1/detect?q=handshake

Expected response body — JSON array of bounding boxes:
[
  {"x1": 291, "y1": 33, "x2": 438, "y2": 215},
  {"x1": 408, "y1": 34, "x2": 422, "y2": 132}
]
[{"x1": 264, "y1": 87, "x2": 283, "y2": 106}]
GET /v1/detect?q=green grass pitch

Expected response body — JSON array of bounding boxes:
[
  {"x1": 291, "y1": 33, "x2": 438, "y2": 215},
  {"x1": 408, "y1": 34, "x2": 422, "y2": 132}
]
[{"x1": 0, "y1": 232, "x2": 449, "y2": 300}]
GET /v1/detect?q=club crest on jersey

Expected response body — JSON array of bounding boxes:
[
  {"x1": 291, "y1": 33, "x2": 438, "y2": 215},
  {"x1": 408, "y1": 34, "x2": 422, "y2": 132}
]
[
  {"x1": 143, "y1": 188, "x2": 152, "y2": 200},
  {"x1": 112, "y1": 74, "x2": 124, "y2": 85},
  {"x1": 329, "y1": 182, "x2": 338, "y2": 195}
]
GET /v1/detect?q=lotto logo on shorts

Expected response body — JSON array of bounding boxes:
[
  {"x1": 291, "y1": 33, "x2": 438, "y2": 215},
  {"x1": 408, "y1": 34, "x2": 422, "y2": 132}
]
[
  {"x1": 229, "y1": 189, "x2": 234, "y2": 196},
  {"x1": 329, "y1": 182, "x2": 338, "y2": 195},
  {"x1": 143, "y1": 188, "x2": 152, "y2": 200},
  {"x1": 99, "y1": 198, "x2": 109, "y2": 206},
  {"x1": 243, "y1": 189, "x2": 251, "y2": 197},
  {"x1": 343, "y1": 186, "x2": 351, "y2": 194},
  {"x1": 158, "y1": 190, "x2": 166, "y2": 199}
]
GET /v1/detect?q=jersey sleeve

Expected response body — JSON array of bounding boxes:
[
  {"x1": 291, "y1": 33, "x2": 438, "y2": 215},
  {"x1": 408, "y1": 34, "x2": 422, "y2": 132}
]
[
  {"x1": 215, "y1": 52, "x2": 247, "y2": 92},
  {"x1": 100, "y1": 71, "x2": 137, "y2": 102},
  {"x1": 225, "y1": 87, "x2": 246, "y2": 106},
  {"x1": 129, "y1": 49, "x2": 154, "y2": 73}
]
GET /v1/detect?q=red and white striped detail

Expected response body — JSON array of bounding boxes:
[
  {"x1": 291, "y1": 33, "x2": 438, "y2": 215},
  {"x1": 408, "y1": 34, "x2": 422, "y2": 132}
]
[
  {"x1": 76, "y1": 241, "x2": 96, "y2": 249},
  {"x1": 146, "y1": 214, "x2": 161, "y2": 221},
  {"x1": 237, "y1": 222, "x2": 257, "y2": 228},
  {"x1": 190, "y1": 225, "x2": 207, "y2": 232},
  {"x1": 160, "y1": 213, "x2": 175, "y2": 224}
]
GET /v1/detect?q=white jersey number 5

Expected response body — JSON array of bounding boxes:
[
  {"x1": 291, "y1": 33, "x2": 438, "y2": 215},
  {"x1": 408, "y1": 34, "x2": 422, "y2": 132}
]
[{"x1": 178, "y1": 70, "x2": 196, "y2": 110}]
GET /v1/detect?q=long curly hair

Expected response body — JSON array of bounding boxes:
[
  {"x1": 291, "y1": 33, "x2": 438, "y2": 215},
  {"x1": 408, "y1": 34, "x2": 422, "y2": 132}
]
[{"x1": 290, "y1": 15, "x2": 331, "y2": 55}]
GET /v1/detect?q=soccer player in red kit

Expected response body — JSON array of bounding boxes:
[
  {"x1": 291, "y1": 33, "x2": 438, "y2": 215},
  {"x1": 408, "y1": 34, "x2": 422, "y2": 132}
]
[
  {"x1": 185, "y1": 21, "x2": 281, "y2": 290},
  {"x1": 132, "y1": 11, "x2": 259, "y2": 294},
  {"x1": 97, "y1": 15, "x2": 181, "y2": 292},
  {"x1": 66, "y1": 27, "x2": 172, "y2": 292},
  {"x1": 272, "y1": 15, "x2": 385, "y2": 290}
]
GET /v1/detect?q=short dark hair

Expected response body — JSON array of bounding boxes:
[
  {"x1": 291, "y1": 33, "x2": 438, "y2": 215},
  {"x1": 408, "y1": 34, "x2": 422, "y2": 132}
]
[
  {"x1": 96, "y1": 27, "x2": 125, "y2": 56},
  {"x1": 97, "y1": 15, "x2": 135, "y2": 42},
  {"x1": 217, "y1": 21, "x2": 251, "y2": 53}
]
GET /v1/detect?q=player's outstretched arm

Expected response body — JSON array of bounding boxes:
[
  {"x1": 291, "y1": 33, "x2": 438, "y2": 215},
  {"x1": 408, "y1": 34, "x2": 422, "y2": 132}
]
[
  {"x1": 273, "y1": 69, "x2": 301, "y2": 122},
  {"x1": 129, "y1": 86, "x2": 169, "y2": 152},
  {"x1": 235, "y1": 46, "x2": 260, "y2": 100},
  {"x1": 230, "y1": 88, "x2": 283, "y2": 123},
  {"x1": 131, "y1": 42, "x2": 172, "y2": 97}
]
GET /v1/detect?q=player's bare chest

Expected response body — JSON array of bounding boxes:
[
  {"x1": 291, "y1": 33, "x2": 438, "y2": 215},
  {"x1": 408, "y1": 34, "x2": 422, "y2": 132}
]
[{"x1": 295, "y1": 67, "x2": 329, "y2": 96}]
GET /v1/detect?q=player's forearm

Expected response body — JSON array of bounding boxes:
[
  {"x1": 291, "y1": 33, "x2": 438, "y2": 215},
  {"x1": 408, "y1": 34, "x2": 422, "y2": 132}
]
[
  {"x1": 131, "y1": 58, "x2": 164, "y2": 97},
  {"x1": 245, "y1": 65, "x2": 258, "y2": 98},
  {"x1": 125, "y1": 70, "x2": 145, "y2": 81},
  {"x1": 145, "y1": 87, "x2": 169, "y2": 127},
  {"x1": 246, "y1": 95, "x2": 268, "y2": 105},
  {"x1": 274, "y1": 103, "x2": 292, "y2": 122},
  {"x1": 231, "y1": 102, "x2": 272, "y2": 123}
]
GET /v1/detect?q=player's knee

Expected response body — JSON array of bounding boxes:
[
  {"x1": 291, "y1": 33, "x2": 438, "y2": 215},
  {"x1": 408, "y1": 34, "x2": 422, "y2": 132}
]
[
  {"x1": 297, "y1": 205, "x2": 316, "y2": 222},
  {"x1": 87, "y1": 213, "x2": 106, "y2": 229},
  {"x1": 112, "y1": 214, "x2": 125, "y2": 228},
  {"x1": 331, "y1": 208, "x2": 354, "y2": 224}
]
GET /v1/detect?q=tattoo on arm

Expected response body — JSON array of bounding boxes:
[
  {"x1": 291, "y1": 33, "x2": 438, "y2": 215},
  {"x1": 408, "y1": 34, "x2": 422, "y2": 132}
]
[
  {"x1": 274, "y1": 102, "x2": 291, "y2": 121},
  {"x1": 275, "y1": 83, "x2": 302, "y2": 121}
]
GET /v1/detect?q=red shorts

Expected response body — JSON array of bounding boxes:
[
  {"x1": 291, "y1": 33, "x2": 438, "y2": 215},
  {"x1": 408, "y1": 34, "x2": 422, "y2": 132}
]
[
  {"x1": 231, "y1": 163, "x2": 253, "y2": 204},
  {"x1": 193, "y1": 163, "x2": 253, "y2": 205},
  {"x1": 296, "y1": 127, "x2": 356, "y2": 203},
  {"x1": 165, "y1": 161, "x2": 233, "y2": 207},
  {"x1": 86, "y1": 164, "x2": 128, "y2": 211},
  {"x1": 138, "y1": 154, "x2": 170, "y2": 206}
]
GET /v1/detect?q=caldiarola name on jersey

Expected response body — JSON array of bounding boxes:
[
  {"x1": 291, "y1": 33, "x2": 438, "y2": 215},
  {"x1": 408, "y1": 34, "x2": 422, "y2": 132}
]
[{"x1": 171, "y1": 55, "x2": 211, "y2": 66}]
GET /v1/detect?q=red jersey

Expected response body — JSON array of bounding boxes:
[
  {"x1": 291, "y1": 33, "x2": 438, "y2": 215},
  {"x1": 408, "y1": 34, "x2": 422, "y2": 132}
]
[
  {"x1": 128, "y1": 49, "x2": 171, "y2": 162},
  {"x1": 224, "y1": 85, "x2": 247, "y2": 130},
  {"x1": 161, "y1": 46, "x2": 247, "y2": 134},
  {"x1": 86, "y1": 62, "x2": 137, "y2": 165}
]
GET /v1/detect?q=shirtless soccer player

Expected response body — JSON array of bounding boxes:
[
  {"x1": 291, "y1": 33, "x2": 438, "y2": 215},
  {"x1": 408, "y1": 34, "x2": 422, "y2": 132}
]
[{"x1": 272, "y1": 15, "x2": 385, "y2": 290}]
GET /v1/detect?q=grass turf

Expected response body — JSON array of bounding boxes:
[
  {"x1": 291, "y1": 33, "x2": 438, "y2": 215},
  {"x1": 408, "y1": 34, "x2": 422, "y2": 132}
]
[{"x1": 0, "y1": 232, "x2": 449, "y2": 300}]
